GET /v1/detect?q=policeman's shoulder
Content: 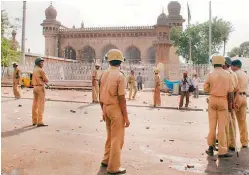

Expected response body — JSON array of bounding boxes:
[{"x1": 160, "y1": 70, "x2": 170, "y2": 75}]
[{"x1": 119, "y1": 70, "x2": 127, "y2": 77}]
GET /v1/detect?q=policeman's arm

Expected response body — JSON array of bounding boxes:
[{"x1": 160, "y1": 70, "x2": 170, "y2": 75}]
[
  {"x1": 203, "y1": 74, "x2": 210, "y2": 93},
  {"x1": 118, "y1": 76, "x2": 128, "y2": 119},
  {"x1": 40, "y1": 70, "x2": 49, "y2": 83},
  {"x1": 228, "y1": 76, "x2": 234, "y2": 111},
  {"x1": 17, "y1": 69, "x2": 21, "y2": 79}
]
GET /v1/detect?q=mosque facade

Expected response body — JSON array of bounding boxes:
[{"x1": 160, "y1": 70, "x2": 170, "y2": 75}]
[{"x1": 41, "y1": 1, "x2": 185, "y2": 65}]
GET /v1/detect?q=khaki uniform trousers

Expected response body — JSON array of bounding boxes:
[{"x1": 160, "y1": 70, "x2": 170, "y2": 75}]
[
  {"x1": 32, "y1": 86, "x2": 45, "y2": 124},
  {"x1": 102, "y1": 104, "x2": 125, "y2": 173},
  {"x1": 227, "y1": 110, "x2": 237, "y2": 148},
  {"x1": 153, "y1": 86, "x2": 161, "y2": 106},
  {"x1": 13, "y1": 79, "x2": 21, "y2": 98},
  {"x1": 92, "y1": 80, "x2": 99, "y2": 102},
  {"x1": 235, "y1": 94, "x2": 248, "y2": 146},
  {"x1": 129, "y1": 83, "x2": 137, "y2": 99},
  {"x1": 207, "y1": 96, "x2": 228, "y2": 155}
]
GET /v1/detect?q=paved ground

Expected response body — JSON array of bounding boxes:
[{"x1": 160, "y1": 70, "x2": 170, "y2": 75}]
[{"x1": 1, "y1": 87, "x2": 249, "y2": 175}]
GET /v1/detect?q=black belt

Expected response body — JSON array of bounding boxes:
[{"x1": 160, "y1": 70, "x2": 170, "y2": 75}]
[{"x1": 239, "y1": 92, "x2": 246, "y2": 95}]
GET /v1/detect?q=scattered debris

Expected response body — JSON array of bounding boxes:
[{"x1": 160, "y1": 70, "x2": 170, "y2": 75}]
[
  {"x1": 184, "y1": 121, "x2": 195, "y2": 124},
  {"x1": 186, "y1": 165, "x2": 194, "y2": 169},
  {"x1": 145, "y1": 126, "x2": 150, "y2": 129},
  {"x1": 163, "y1": 140, "x2": 166, "y2": 142},
  {"x1": 129, "y1": 149, "x2": 131, "y2": 151},
  {"x1": 100, "y1": 120, "x2": 104, "y2": 122},
  {"x1": 18, "y1": 104, "x2": 22, "y2": 107},
  {"x1": 70, "y1": 110, "x2": 76, "y2": 113},
  {"x1": 71, "y1": 129, "x2": 74, "y2": 131},
  {"x1": 84, "y1": 111, "x2": 88, "y2": 114},
  {"x1": 169, "y1": 140, "x2": 174, "y2": 142},
  {"x1": 40, "y1": 151, "x2": 43, "y2": 153},
  {"x1": 56, "y1": 130, "x2": 60, "y2": 132},
  {"x1": 143, "y1": 101, "x2": 148, "y2": 104},
  {"x1": 78, "y1": 126, "x2": 82, "y2": 128},
  {"x1": 236, "y1": 162, "x2": 239, "y2": 165},
  {"x1": 160, "y1": 159, "x2": 163, "y2": 162},
  {"x1": 146, "y1": 145, "x2": 149, "y2": 147}
]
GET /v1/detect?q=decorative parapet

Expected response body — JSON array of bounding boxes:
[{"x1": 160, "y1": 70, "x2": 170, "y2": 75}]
[{"x1": 59, "y1": 25, "x2": 155, "y2": 32}]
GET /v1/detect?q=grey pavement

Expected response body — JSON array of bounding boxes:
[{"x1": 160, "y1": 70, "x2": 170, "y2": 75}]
[{"x1": 1, "y1": 97, "x2": 249, "y2": 175}]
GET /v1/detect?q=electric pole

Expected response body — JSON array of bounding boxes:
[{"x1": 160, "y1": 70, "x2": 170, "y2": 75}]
[{"x1": 21, "y1": 1, "x2": 26, "y2": 64}]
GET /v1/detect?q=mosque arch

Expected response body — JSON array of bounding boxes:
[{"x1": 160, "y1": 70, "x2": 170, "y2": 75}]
[
  {"x1": 102, "y1": 44, "x2": 118, "y2": 58},
  {"x1": 82, "y1": 45, "x2": 96, "y2": 63},
  {"x1": 124, "y1": 45, "x2": 141, "y2": 64},
  {"x1": 147, "y1": 46, "x2": 156, "y2": 64},
  {"x1": 64, "y1": 46, "x2": 76, "y2": 60}
]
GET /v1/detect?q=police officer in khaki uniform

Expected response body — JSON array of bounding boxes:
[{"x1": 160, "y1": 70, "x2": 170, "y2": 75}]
[
  {"x1": 12, "y1": 62, "x2": 21, "y2": 99},
  {"x1": 92, "y1": 63, "x2": 101, "y2": 103},
  {"x1": 99, "y1": 49, "x2": 130, "y2": 174},
  {"x1": 231, "y1": 59, "x2": 248, "y2": 148},
  {"x1": 153, "y1": 68, "x2": 161, "y2": 107},
  {"x1": 222, "y1": 57, "x2": 238, "y2": 151},
  {"x1": 32, "y1": 57, "x2": 48, "y2": 127},
  {"x1": 127, "y1": 70, "x2": 137, "y2": 100},
  {"x1": 204, "y1": 55, "x2": 233, "y2": 158}
]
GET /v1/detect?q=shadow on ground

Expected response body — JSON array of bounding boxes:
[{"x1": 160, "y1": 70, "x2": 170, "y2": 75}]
[
  {"x1": 1, "y1": 125, "x2": 38, "y2": 138},
  {"x1": 204, "y1": 148, "x2": 249, "y2": 175}
]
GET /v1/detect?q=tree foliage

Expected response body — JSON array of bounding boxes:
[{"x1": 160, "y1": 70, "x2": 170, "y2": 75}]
[
  {"x1": 1, "y1": 10, "x2": 21, "y2": 67},
  {"x1": 227, "y1": 41, "x2": 249, "y2": 58},
  {"x1": 170, "y1": 17, "x2": 233, "y2": 64},
  {"x1": 240, "y1": 41, "x2": 249, "y2": 57}
]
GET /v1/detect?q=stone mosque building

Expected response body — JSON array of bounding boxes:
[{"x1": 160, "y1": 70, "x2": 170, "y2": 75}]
[{"x1": 41, "y1": 1, "x2": 184, "y2": 65}]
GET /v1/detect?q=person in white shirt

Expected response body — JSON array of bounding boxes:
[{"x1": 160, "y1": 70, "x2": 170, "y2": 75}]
[{"x1": 192, "y1": 74, "x2": 199, "y2": 98}]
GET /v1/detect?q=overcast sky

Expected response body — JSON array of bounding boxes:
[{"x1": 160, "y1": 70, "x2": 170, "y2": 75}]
[{"x1": 2, "y1": 0, "x2": 249, "y2": 55}]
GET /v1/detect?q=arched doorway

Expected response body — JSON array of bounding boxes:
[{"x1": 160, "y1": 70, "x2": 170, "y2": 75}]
[
  {"x1": 147, "y1": 47, "x2": 156, "y2": 64},
  {"x1": 64, "y1": 47, "x2": 76, "y2": 60},
  {"x1": 102, "y1": 44, "x2": 118, "y2": 58},
  {"x1": 82, "y1": 45, "x2": 96, "y2": 63},
  {"x1": 124, "y1": 46, "x2": 141, "y2": 64}
]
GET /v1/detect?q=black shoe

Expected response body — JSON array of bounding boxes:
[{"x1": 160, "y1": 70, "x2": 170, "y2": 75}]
[
  {"x1": 242, "y1": 145, "x2": 248, "y2": 148},
  {"x1": 32, "y1": 123, "x2": 37, "y2": 126},
  {"x1": 229, "y1": 147, "x2": 235, "y2": 151},
  {"x1": 218, "y1": 153, "x2": 233, "y2": 158},
  {"x1": 101, "y1": 162, "x2": 108, "y2": 167},
  {"x1": 37, "y1": 124, "x2": 48, "y2": 127},
  {"x1": 206, "y1": 146, "x2": 214, "y2": 156},
  {"x1": 213, "y1": 145, "x2": 218, "y2": 151},
  {"x1": 107, "y1": 168, "x2": 126, "y2": 174}
]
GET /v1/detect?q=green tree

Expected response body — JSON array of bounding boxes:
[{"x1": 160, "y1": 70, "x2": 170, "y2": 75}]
[
  {"x1": 227, "y1": 47, "x2": 240, "y2": 57},
  {"x1": 171, "y1": 17, "x2": 233, "y2": 64},
  {"x1": 1, "y1": 10, "x2": 20, "y2": 67},
  {"x1": 240, "y1": 41, "x2": 249, "y2": 57}
]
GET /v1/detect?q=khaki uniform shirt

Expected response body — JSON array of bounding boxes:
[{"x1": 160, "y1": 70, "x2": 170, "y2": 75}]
[
  {"x1": 99, "y1": 66, "x2": 126, "y2": 105},
  {"x1": 154, "y1": 74, "x2": 161, "y2": 88},
  {"x1": 235, "y1": 69, "x2": 248, "y2": 93},
  {"x1": 128, "y1": 75, "x2": 136, "y2": 85},
  {"x1": 227, "y1": 69, "x2": 238, "y2": 92},
  {"x1": 32, "y1": 66, "x2": 49, "y2": 86},
  {"x1": 13, "y1": 68, "x2": 21, "y2": 80},
  {"x1": 92, "y1": 69, "x2": 102, "y2": 81},
  {"x1": 204, "y1": 67, "x2": 233, "y2": 97}
]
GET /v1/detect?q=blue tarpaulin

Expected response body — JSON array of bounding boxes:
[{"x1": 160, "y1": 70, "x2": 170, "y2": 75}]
[{"x1": 164, "y1": 79, "x2": 180, "y2": 91}]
